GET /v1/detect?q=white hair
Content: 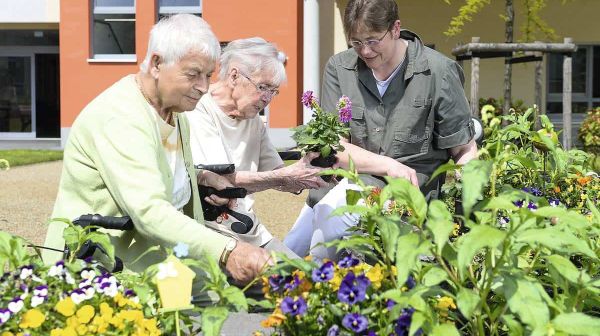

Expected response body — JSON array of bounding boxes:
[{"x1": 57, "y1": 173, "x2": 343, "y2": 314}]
[
  {"x1": 219, "y1": 37, "x2": 287, "y2": 86},
  {"x1": 140, "y1": 14, "x2": 220, "y2": 72}
]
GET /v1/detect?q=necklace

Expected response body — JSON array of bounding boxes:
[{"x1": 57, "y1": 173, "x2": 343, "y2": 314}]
[{"x1": 136, "y1": 74, "x2": 173, "y2": 125}]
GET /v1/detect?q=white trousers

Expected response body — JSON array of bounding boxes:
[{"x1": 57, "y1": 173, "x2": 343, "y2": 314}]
[{"x1": 284, "y1": 179, "x2": 361, "y2": 260}]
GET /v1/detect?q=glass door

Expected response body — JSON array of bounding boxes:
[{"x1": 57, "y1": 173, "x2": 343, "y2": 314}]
[{"x1": 0, "y1": 56, "x2": 32, "y2": 134}]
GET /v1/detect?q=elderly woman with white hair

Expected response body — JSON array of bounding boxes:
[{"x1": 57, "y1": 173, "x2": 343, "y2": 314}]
[
  {"x1": 43, "y1": 14, "x2": 271, "y2": 285},
  {"x1": 184, "y1": 37, "x2": 328, "y2": 255}
]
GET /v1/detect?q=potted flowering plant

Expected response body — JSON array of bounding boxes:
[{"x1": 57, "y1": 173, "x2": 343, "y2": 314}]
[{"x1": 292, "y1": 91, "x2": 351, "y2": 169}]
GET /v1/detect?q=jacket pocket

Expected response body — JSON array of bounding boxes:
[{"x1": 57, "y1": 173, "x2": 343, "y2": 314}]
[
  {"x1": 390, "y1": 102, "x2": 431, "y2": 157},
  {"x1": 349, "y1": 106, "x2": 367, "y2": 147}
]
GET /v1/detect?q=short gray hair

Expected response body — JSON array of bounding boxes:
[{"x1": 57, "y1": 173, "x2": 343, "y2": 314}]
[
  {"x1": 140, "y1": 14, "x2": 220, "y2": 72},
  {"x1": 219, "y1": 37, "x2": 286, "y2": 86}
]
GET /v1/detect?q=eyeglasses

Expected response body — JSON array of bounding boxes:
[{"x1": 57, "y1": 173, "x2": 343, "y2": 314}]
[
  {"x1": 349, "y1": 30, "x2": 390, "y2": 49},
  {"x1": 238, "y1": 72, "x2": 280, "y2": 99}
]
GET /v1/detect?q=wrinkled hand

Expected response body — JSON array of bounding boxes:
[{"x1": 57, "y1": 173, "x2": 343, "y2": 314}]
[
  {"x1": 226, "y1": 241, "x2": 273, "y2": 284},
  {"x1": 385, "y1": 157, "x2": 419, "y2": 187},
  {"x1": 276, "y1": 152, "x2": 330, "y2": 193},
  {"x1": 197, "y1": 170, "x2": 236, "y2": 208}
]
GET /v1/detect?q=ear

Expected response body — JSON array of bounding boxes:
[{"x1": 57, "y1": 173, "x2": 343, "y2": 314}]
[
  {"x1": 392, "y1": 20, "x2": 402, "y2": 38},
  {"x1": 229, "y1": 67, "x2": 239, "y2": 85},
  {"x1": 149, "y1": 54, "x2": 161, "y2": 79}
]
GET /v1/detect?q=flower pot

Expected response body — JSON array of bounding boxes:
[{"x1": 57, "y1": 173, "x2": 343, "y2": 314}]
[{"x1": 310, "y1": 151, "x2": 337, "y2": 182}]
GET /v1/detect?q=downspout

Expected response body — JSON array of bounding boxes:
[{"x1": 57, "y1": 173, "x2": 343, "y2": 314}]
[{"x1": 303, "y1": 0, "x2": 319, "y2": 124}]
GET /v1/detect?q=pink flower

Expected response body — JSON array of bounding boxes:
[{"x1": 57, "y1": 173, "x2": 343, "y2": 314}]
[
  {"x1": 301, "y1": 90, "x2": 317, "y2": 108},
  {"x1": 337, "y1": 95, "x2": 352, "y2": 123}
]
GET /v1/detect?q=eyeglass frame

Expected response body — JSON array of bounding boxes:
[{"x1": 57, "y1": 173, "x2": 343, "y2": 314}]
[
  {"x1": 237, "y1": 71, "x2": 280, "y2": 99},
  {"x1": 349, "y1": 30, "x2": 390, "y2": 49}
]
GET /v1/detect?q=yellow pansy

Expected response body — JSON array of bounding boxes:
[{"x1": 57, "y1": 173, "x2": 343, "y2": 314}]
[
  {"x1": 2, "y1": 332, "x2": 15, "y2": 336},
  {"x1": 435, "y1": 296, "x2": 457, "y2": 317},
  {"x1": 366, "y1": 264, "x2": 383, "y2": 289},
  {"x1": 99, "y1": 302, "x2": 114, "y2": 320},
  {"x1": 260, "y1": 308, "x2": 286, "y2": 328},
  {"x1": 55, "y1": 297, "x2": 76, "y2": 317},
  {"x1": 76, "y1": 305, "x2": 95, "y2": 324},
  {"x1": 18, "y1": 309, "x2": 45, "y2": 329}
]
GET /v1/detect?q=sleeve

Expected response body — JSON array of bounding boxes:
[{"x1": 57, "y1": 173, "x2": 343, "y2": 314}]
[
  {"x1": 433, "y1": 61, "x2": 475, "y2": 149},
  {"x1": 257, "y1": 123, "x2": 284, "y2": 171},
  {"x1": 320, "y1": 56, "x2": 343, "y2": 113},
  {"x1": 90, "y1": 114, "x2": 230, "y2": 262}
]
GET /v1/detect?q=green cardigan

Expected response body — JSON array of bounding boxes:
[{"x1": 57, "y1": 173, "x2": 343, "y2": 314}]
[{"x1": 43, "y1": 75, "x2": 231, "y2": 272}]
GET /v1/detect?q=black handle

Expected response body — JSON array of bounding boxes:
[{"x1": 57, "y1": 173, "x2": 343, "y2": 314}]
[
  {"x1": 199, "y1": 186, "x2": 247, "y2": 199},
  {"x1": 73, "y1": 214, "x2": 134, "y2": 231},
  {"x1": 195, "y1": 163, "x2": 235, "y2": 175}
]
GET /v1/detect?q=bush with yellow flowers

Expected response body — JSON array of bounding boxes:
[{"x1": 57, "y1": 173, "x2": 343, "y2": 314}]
[{"x1": 0, "y1": 256, "x2": 161, "y2": 335}]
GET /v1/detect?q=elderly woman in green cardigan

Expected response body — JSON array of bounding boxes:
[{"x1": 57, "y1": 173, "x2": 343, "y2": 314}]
[{"x1": 43, "y1": 14, "x2": 271, "y2": 285}]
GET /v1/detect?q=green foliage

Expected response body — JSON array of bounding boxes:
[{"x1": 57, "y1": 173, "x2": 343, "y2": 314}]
[
  {"x1": 443, "y1": 0, "x2": 573, "y2": 41},
  {"x1": 0, "y1": 149, "x2": 63, "y2": 167},
  {"x1": 267, "y1": 104, "x2": 600, "y2": 335},
  {"x1": 0, "y1": 158, "x2": 9, "y2": 170},
  {"x1": 578, "y1": 107, "x2": 600, "y2": 152}
]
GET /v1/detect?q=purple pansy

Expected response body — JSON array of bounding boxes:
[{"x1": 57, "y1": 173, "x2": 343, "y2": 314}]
[
  {"x1": 311, "y1": 261, "x2": 334, "y2": 282},
  {"x1": 342, "y1": 313, "x2": 368, "y2": 333},
  {"x1": 19, "y1": 265, "x2": 33, "y2": 280},
  {"x1": 386, "y1": 299, "x2": 396, "y2": 311},
  {"x1": 337, "y1": 95, "x2": 352, "y2": 123},
  {"x1": 527, "y1": 201, "x2": 538, "y2": 211},
  {"x1": 327, "y1": 324, "x2": 340, "y2": 336},
  {"x1": 514, "y1": 199, "x2": 524, "y2": 208},
  {"x1": 405, "y1": 275, "x2": 416, "y2": 290},
  {"x1": 337, "y1": 271, "x2": 370, "y2": 304},
  {"x1": 0, "y1": 308, "x2": 10, "y2": 325},
  {"x1": 33, "y1": 285, "x2": 48, "y2": 297},
  {"x1": 280, "y1": 296, "x2": 307, "y2": 316},
  {"x1": 284, "y1": 275, "x2": 301, "y2": 291},
  {"x1": 338, "y1": 255, "x2": 360, "y2": 268},
  {"x1": 549, "y1": 198, "x2": 560, "y2": 207},
  {"x1": 522, "y1": 186, "x2": 543, "y2": 197},
  {"x1": 8, "y1": 297, "x2": 23, "y2": 313},
  {"x1": 301, "y1": 91, "x2": 317, "y2": 108},
  {"x1": 395, "y1": 307, "x2": 422, "y2": 336}
]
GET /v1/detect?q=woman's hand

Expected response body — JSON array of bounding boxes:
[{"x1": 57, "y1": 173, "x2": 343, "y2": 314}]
[{"x1": 197, "y1": 170, "x2": 237, "y2": 208}]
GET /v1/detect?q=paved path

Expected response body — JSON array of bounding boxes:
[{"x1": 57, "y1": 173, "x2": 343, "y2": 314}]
[{"x1": 0, "y1": 160, "x2": 61, "y2": 246}]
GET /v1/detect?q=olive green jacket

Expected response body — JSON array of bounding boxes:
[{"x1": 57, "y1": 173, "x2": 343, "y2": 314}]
[
  {"x1": 42, "y1": 75, "x2": 231, "y2": 272},
  {"x1": 320, "y1": 30, "x2": 474, "y2": 197}
]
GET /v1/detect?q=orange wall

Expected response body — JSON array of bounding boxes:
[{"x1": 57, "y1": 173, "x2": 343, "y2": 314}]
[
  {"x1": 204, "y1": 0, "x2": 303, "y2": 128},
  {"x1": 60, "y1": 0, "x2": 302, "y2": 128},
  {"x1": 59, "y1": 0, "x2": 156, "y2": 127}
]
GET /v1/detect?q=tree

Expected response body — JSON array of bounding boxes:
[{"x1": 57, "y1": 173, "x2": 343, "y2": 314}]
[{"x1": 442, "y1": 0, "x2": 571, "y2": 114}]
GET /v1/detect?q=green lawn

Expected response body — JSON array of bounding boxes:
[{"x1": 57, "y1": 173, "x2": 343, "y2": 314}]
[{"x1": 0, "y1": 150, "x2": 63, "y2": 168}]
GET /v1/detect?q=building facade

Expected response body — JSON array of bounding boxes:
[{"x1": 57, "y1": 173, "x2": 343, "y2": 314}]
[{"x1": 1, "y1": 0, "x2": 598, "y2": 149}]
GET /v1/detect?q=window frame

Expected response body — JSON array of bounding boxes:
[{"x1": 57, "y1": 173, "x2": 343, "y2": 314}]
[
  {"x1": 157, "y1": 0, "x2": 202, "y2": 16},
  {"x1": 546, "y1": 44, "x2": 600, "y2": 113},
  {"x1": 89, "y1": 0, "x2": 137, "y2": 62}
]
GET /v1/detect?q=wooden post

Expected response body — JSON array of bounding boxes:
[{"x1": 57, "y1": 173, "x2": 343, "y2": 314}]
[
  {"x1": 534, "y1": 44, "x2": 543, "y2": 130},
  {"x1": 562, "y1": 37, "x2": 573, "y2": 149},
  {"x1": 470, "y1": 37, "x2": 480, "y2": 117}
]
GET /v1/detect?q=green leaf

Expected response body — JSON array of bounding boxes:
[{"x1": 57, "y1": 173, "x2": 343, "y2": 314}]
[
  {"x1": 430, "y1": 323, "x2": 460, "y2": 336},
  {"x1": 386, "y1": 178, "x2": 428, "y2": 227},
  {"x1": 409, "y1": 311, "x2": 426, "y2": 336},
  {"x1": 328, "y1": 303, "x2": 344, "y2": 317},
  {"x1": 429, "y1": 161, "x2": 461, "y2": 183},
  {"x1": 545, "y1": 254, "x2": 591, "y2": 284},
  {"x1": 461, "y1": 160, "x2": 493, "y2": 218},
  {"x1": 62, "y1": 224, "x2": 80, "y2": 253},
  {"x1": 481, "y1": 195, "x2": 518, "y2": 212},
  {"x1": 553, "y1": 313, "x2": 600, "y2": 336},
  {"x1": 422, "y1": 267, "x2": 448, "y2": 286},
  {"x1": 456, "y1": 225, "x2": 506, "y2": 278},
  {"x1": 221, "y1": 286, "x2": 248, "y2": 311},
  {"x1": 516, "y1": 227, "x2": 597, "y2": 260},
  {"x1": 501, "y1": 314, "x2": 524, "y2": 336},
  {"x1": 320, "y1": 146, "x2": 331, "y2": 158},
  {"x1": 378, "y1": 218, "x2": 400, "y2": 261},
  {"x1": 395, "y1": 233, "x2": 421, "y2": 286},
  {"x1": 456, "y1": 287, "x2": 480, "y2": 319},
  {"x1": 201, "y1": 306, "x2": 229, "y2": 336},
  {"x1": 345, "y1": 189, "x2": 361, "y2": 206},
  {"x1": 246, "y1": 298, "x2": 274, "y2": 310},
  {"x1": 87, "y1": 231, "x2": 115, "y2": 263},
  {"x1": 533, "y1": 207, "x2": 591, "y2": 231},
  {"x1": 426, "y1": 200, "x2": 454, "y2": 255},
  {"x1": 503, "y1": 274, "x2": 549, "y2": 329}
]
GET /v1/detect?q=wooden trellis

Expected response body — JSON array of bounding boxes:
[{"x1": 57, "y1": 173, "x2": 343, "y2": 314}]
[{"x1": 452, "y1": 37, "x2": 577, "y2": 149}]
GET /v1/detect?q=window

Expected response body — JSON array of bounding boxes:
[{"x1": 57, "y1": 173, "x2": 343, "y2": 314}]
[
  {"x1": 0, "y1": 56, "x2": 32, "y2": 133},
  {"x1": 91, "y1": 0, "x2": 136, "y2": 60},
  {"x1": 158, "y1": 0, "x2": 201, "y2": 20},
  {"x1": 546, "y1": 45, "x2": 600, "y2": 113}
]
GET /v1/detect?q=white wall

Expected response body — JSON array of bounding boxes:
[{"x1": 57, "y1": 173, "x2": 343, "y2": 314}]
[{"x1": 0, "y1": 0, "x2": 59, "y2": 23}]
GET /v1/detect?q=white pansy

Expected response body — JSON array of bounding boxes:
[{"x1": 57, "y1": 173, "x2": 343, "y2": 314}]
[
  {"x1": 30, "y1": 295, "x2": 45, "y2": 307},
  {"x1": 8, "y1": 299, "x2": 23, "y2": 313}
]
